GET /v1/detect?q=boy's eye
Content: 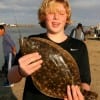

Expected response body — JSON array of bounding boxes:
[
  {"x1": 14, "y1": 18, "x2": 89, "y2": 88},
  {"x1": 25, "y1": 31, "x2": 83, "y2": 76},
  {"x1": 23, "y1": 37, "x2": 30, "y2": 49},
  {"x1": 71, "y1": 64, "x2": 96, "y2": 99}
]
[
  {"x1": 47, "y1": 12, "x2": 65, "y2": 15},
  {"x1": 58, "y1": 11, "x2": 65, "y2": 15},
  {"x1": 60, "y1": 13, "x2": 65, "y2": 15}
]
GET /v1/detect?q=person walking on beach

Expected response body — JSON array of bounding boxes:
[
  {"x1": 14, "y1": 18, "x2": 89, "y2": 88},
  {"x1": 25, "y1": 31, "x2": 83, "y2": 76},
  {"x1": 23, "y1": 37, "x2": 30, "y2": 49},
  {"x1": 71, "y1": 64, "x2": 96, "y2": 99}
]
[
  {"x1": 96, "y1": 23, "x2": 100, "y2": 38},
  {"x1": 0, "y1": 25, "x2": 16, "y2": 87},
  {"x1": 70, "y1": 23, "x2": 85, "y2": 41},
  {"x1": 8, "y1": 0, "x2": 91, "y2": 100}
]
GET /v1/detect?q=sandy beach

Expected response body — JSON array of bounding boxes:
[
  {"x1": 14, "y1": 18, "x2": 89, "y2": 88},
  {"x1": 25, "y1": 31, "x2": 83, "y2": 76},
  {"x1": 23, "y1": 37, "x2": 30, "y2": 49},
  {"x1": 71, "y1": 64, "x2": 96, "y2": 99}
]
[{"x1": 0, "y1": 36, "x2": 100, "y2": 100}]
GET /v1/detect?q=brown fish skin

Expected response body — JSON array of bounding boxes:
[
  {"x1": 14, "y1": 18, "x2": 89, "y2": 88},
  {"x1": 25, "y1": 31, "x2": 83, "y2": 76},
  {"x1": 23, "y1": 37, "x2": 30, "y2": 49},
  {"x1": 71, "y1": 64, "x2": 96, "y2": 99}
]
[{"x1": 19, "y1": 37, "x2": 98, "y2": 99}]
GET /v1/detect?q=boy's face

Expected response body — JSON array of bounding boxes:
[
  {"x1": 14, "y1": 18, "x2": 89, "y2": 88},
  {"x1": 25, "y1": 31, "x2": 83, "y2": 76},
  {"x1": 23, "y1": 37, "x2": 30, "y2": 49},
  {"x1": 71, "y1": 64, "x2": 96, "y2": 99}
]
[
  {"x1": 0, "y1": 29, "x2": 5, "y2": 36},
  {"x1": 45, "y1": 2, "x2": 67, "y2": 33}
]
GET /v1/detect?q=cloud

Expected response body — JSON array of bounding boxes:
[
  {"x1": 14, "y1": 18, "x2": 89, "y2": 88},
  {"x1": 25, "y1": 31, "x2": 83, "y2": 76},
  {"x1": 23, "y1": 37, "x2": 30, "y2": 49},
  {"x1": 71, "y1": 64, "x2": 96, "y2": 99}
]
[
  {"x1": 70, "y1": 0, "x2": 100, "y2": 25},
  {"x1": 0, "y1": 0, "x2": 42, "y2": 24},
  {"x1": 0, "y1": 0, "x2": 100, "y2": 25},
  {"x1": 70, "y1": 0, "x2": 100, "y2": 8}
]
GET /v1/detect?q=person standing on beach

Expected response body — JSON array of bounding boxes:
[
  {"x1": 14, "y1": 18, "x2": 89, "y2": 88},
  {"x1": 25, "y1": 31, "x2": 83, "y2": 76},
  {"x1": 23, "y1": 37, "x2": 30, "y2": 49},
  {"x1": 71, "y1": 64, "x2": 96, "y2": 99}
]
[
  {"x1": 0, "y1": 25, "x2": 16, "y2": 87},
  {"x1": 8, "y1": 0, "x2": 91, "y2": 100},
  {"x1": 70, "y1": 23, "x2": 85, "y2": 41}
]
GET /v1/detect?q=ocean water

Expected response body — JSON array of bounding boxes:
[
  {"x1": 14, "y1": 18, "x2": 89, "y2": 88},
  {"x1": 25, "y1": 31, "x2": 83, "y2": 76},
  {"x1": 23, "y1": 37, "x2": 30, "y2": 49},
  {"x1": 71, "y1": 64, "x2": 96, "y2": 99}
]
[{"x1": 0, "y1": 25, "x2": 73, "y2": 69}]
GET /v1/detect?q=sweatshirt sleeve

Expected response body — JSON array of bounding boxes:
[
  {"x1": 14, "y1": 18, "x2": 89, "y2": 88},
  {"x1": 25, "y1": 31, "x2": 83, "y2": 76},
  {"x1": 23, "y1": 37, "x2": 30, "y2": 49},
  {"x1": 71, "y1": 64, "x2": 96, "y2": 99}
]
[{"x1": 79, "y1": 43, "x2": 91, "y2": 85}]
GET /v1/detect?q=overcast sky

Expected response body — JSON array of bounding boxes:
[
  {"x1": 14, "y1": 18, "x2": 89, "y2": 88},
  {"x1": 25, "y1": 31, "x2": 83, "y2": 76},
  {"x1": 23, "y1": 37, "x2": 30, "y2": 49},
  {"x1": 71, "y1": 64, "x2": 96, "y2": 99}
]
[{"x1": 0, "y1": 0, "x2": 100, "y2": 26}]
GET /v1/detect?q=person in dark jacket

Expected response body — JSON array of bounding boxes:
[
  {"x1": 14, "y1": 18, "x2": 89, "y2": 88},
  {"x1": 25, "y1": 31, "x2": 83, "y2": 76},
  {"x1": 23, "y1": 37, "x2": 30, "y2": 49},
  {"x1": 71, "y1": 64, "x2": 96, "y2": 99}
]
[{"x1": 70, "y1": 23, "x2": 85, "y2": 41}]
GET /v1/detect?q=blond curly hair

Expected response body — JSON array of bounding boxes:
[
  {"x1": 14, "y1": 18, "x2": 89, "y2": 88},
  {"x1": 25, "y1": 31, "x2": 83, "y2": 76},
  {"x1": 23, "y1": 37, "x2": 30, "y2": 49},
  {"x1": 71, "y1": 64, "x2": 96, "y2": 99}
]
[{"x1": 38, "y1": 0, "x2": 71, "y2": 28}]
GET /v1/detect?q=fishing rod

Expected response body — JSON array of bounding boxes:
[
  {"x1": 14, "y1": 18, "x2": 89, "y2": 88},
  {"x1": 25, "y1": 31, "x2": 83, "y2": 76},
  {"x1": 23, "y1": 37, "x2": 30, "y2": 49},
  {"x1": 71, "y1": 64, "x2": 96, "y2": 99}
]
[
  {"x1": 12, "y1": 3, "x2": 23, "y2": 40},
  {"x1": 13, "y1": 14, "x2": 22, "y2": 39}
]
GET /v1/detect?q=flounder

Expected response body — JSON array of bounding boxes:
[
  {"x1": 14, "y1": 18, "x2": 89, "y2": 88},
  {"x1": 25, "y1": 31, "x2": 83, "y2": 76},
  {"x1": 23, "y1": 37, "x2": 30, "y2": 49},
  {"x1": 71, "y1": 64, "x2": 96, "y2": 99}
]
[{"x1": 19, "y1": 37, "x2": 98, "y2": 100}]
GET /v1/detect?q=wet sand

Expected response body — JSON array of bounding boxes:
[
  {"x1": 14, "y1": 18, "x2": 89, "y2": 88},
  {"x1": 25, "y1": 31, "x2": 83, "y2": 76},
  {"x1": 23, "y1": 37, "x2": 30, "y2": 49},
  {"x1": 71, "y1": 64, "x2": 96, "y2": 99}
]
[{"x1": 0, "y1": 37, "x2": 100, "y2": 100}]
